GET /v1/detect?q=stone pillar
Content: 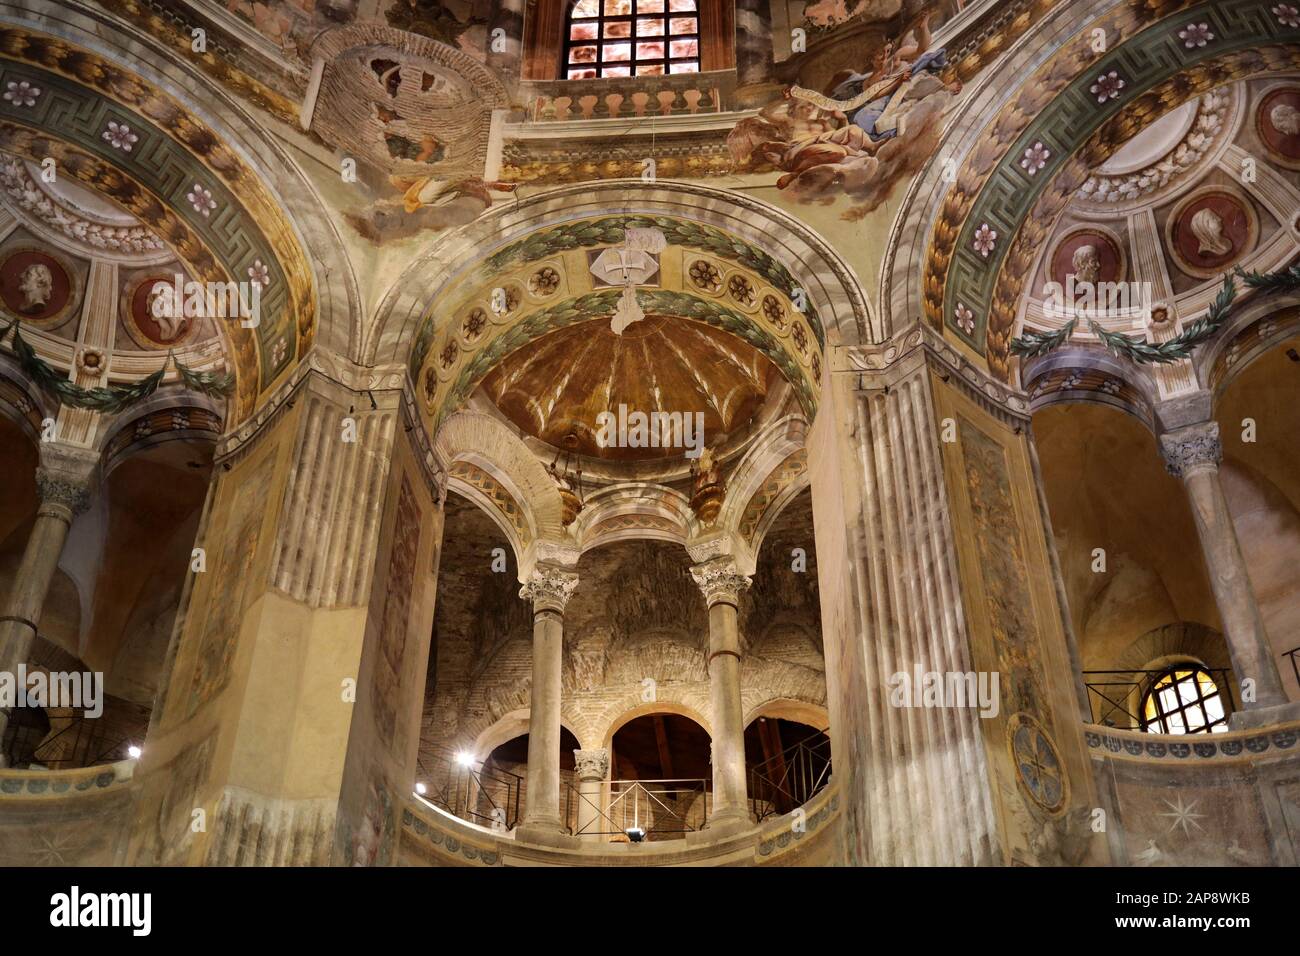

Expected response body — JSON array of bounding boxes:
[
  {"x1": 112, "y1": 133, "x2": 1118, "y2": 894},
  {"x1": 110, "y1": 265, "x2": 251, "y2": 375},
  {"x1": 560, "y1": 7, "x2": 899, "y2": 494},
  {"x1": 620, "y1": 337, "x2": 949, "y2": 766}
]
[
  {"x1": 0, "y1": 442, "x2": 98, "y2": 764},
  {"x1": 517, "y1": 563, "x2": 578, "y2": 840},
  {"x1": 125, "y1": 356, "x2": 442, "y2": 866},
  {"x1": 1160, "y1": 421, "x2": 1291, "y2": 718},
  {"x1": 690, "y1": 556, "x2": 751, "y2": 831},
  {"x1": 807, "y1": 335, "x2": 1106, "y2": 866},
  {"x1": 572, "y1": 747, "x2": 609, "y2": 840}
]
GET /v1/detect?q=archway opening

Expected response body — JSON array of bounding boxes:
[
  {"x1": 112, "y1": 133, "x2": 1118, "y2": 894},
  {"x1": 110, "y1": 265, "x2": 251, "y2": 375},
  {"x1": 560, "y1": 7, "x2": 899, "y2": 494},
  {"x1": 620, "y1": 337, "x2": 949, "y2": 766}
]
[
  {"x1": 743, "y1": 716, "x2": 830, "y2": 820},
  {"x1": 605, "y1": 712, "x2": 711, "y2": 840}
]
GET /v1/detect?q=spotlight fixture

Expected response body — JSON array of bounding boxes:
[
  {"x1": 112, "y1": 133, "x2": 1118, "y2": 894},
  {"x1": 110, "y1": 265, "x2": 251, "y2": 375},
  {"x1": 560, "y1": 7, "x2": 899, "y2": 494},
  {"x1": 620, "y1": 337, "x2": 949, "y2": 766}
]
[
  {"x1": 625, "y1": 826, "x2": 646, "y2": 843},
  {"x1": 127, "y1": 745, "x2": 142, "y2": 759},
  {"x1": 455, "y1": 751, "x2": 475, "y2": 768},
  {"x1": 415, "y1": 782, "x2": 427, "y2": 795}
]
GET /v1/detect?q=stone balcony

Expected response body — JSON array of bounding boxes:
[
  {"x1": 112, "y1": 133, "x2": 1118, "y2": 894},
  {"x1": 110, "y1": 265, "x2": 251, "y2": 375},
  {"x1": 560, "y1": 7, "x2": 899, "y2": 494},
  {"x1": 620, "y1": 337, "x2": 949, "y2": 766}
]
[
  {"x1": 519, "y1": 69, "x2": 737, "y2": 123},
  {"x1": 398, "y1": 781, "x2": 842, "y2": 867}
]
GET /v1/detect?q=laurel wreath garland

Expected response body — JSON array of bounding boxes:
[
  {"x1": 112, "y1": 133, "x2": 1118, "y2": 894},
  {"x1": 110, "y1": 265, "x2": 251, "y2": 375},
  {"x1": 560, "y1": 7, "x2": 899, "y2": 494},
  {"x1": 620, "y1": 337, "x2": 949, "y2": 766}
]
[
  {"x1": 1008, "y1": 318, "x2": 1078, "y2": 359},
  {"x1": 1009, "y1": 266, "x2": 1300, "y2": 364},
  {"x1": 2, "y1": 321, "x2": 234, "y2": 415}
]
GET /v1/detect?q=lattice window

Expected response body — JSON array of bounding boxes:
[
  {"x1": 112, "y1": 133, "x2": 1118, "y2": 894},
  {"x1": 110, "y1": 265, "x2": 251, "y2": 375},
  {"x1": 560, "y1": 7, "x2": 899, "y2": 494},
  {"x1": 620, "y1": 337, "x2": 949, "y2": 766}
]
[
  {"x1": 563, "y1": 0, "x2": 701, "y2": 79},
  {"x1": 1141, "y1": 665, "x2": 1228, "y2": 734}
]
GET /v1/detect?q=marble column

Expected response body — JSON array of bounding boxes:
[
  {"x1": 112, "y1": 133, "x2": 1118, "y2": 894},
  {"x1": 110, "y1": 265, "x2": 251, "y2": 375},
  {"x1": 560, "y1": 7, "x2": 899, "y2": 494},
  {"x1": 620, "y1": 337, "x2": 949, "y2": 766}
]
[
  {"x1": 0, "y1": 442, "x2": 98, "y2": 764},
  {"x1": 572, "y1": 747, "x2": 609, "y2": 840},
  {"x1": 517, "y1": 564, "x2": 578, "y2": 838},
  {"x1": 690, "y1": 556, "x2": 751, "y2": 831},
  {"x1": 1160, "y1": 421, "x2": 1290, "y2": 714}
]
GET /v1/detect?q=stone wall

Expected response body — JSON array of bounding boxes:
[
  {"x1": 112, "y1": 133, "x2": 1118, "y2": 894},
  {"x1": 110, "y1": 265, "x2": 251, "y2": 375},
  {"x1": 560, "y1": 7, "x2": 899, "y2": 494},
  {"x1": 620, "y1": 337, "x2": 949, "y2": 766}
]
[
  {"x1": 1087, "y1": 722, "x2": 1300, "y2": 866},
  {"x1": 421, "y1": 492, "x2": 826, "y2": 763},
  {"x1": 0, "y1": 761, "x2": 136, "y2": 865}
]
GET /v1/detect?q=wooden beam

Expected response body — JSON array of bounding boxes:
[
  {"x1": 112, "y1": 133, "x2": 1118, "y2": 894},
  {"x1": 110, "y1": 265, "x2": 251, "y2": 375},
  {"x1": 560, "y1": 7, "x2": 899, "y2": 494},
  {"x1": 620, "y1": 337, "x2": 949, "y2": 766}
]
[{"x1": 653, "y1": 714, "x2": 675, "y2": 779}]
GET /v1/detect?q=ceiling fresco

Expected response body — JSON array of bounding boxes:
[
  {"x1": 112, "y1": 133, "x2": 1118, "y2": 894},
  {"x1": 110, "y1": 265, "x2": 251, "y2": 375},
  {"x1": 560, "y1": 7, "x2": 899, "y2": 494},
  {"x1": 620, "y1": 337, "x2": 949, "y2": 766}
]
[
  {"x1": 482, "y1": 313, "x2": 781, "y2": 460},
  {"x1": 1017, "y1": 77, "x2": 1300, "y2": 348},
  {"x1": 414, "y1": 214, "x2": 824, "y2": 454},
  {"x1": 728, "y1": 1, "x2": 965, "y2": 214},
  {"x1": 0, "y1": 25, "x2": 319, "y2": 422},
  {"x1": 0, "y1": 0, "x2": 1293, "y2": 457},
  {"x1": 927, "y1": 0, "x2": 1300, "y2": 380}
]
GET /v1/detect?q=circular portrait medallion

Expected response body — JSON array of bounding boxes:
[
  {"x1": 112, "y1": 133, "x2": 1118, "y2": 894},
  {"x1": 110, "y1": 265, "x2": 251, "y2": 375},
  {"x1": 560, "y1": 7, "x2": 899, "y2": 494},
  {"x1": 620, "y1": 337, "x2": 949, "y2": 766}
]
[
  {"x1": 1166, "y1": 189, "x2": 1257, "y2": 279},
  {"x1": 0, "y1": 249, "x2": 76, "y2": 326},
  {"x1": 1257, "y1": 86, "x2": 1300, "y2": 169},
  {"x1": 123, "y1": 273, "x2": 198, "y2": 350}
]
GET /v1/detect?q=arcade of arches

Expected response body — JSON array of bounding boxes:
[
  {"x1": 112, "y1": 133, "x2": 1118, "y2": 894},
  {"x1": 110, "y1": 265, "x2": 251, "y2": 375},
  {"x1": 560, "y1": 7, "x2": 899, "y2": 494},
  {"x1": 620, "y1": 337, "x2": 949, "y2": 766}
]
[{"x1": 0, "y1": 0, "x2": 1299, "y2": 868}]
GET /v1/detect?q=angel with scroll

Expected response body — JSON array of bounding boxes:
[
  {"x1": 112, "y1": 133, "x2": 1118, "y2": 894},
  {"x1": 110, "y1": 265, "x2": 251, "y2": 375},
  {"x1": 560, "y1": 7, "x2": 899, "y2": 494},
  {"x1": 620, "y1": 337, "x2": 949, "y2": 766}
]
[{"x1": 726, "y1": 13, "x2": 958, "y2": 198}]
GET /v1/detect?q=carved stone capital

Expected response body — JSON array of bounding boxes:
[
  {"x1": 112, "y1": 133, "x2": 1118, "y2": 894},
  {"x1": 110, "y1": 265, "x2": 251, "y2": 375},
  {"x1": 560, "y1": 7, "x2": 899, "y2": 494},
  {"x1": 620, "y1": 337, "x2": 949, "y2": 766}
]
[
  {"x1": 572, "y1": 748, "x2": 609, "y2": 782},
  {"x1": 519, "y1": 564, "x2": 579, "y2": 614},
  {"x1": 1160, "y1": 421, "x2": 1222, "y2": 479},
  {"x1": 34, "y1": 443, "x2": 99, "y2": 518},
  {"x1": 690, "y1": 556, "x2": 751, "y2": 608}
]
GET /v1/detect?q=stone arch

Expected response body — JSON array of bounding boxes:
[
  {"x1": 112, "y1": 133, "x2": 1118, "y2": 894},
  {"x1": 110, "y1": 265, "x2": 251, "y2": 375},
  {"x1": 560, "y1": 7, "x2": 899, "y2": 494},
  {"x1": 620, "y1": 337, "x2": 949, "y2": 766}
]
[
  {"x1": 97, "y1": 390, "x2": 223, "y2": 478},
  {"x1": 884, "y1": 0, "x2": 1300, "y2": 382},
  {"x1": 470, "y1": 708, "x2": 585, "y2": 759},
  {"x1": 719, "y1": 414, "x2": 809, "y2": 568},
  {"x1": 573, "y1": 484, "x2": 692, "y2": 555},
  {"x1": 743, "y1": 698, "x2": 829, "y2": 732},
  {"x1": 369, "y1": 179, "x2": 873, "y2": 374},
  {"x1": 433, "y1": 409, "x2": 564, "y2": 550},
  {"x1": 1110, "y1": 621, "x2": 1231, "y2": 675},
  {"x1": 1205, "y1": 300, "x2": 1300, "y2": 398},
  {"x1": 0, "y1": 357, "x2": 50, "y2": 445},
  {"x1": 599, "y1": 699, "x2": 713, "y2": 750},
  {"x1": 1022, "y1": 347, "x2": 1158, "y2": 434},
  {"x1": 880, "y1": 0, "x2": 1101, "y2": 347},
  {"x1": 1093, "y1": 621, "x2": 1233, "y2": 729}
]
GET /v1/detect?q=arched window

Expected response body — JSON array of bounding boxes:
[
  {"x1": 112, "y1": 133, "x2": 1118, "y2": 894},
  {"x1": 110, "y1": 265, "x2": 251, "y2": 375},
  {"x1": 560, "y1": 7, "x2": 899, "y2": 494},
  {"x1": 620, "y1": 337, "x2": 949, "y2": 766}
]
[
  {"x1": 563, "y1": 0, "x2": 701, "y2": 79},
  {"x1": 1141, "y1": 665, "x2": 1228, "y2": 734}
]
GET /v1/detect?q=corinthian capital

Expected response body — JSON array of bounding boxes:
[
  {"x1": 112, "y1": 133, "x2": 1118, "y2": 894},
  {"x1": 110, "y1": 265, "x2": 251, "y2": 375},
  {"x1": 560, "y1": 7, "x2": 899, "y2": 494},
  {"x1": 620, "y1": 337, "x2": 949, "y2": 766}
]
[
  {"x1": 690, "y1": 556, "x2": 751, "y2": 608},
  {"x1": 1160, "y1": 421, "x2": 1222, "y2": 479},
  {"x1": 519, "y1": 564, "x2": 579, "y2": 614},
  {"x1": 572, "y1": 748, "x2": 610, "y2": 781},
  {"x1": 34, "y1": 443, "x2": 99, "y2": 518}
]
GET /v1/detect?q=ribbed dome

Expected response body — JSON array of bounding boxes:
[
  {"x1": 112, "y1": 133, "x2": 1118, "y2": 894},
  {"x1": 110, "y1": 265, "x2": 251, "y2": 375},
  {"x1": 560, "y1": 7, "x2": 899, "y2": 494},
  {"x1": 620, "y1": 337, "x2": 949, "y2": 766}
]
[{"x1": 481, "y1": 314, "x2": 779, "y2": 461}]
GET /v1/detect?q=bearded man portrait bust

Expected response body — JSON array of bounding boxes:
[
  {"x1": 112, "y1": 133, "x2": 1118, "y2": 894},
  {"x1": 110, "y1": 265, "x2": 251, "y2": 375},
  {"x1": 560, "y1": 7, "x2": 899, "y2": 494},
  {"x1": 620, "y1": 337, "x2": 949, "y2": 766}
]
[{"x1": 1071, "y1": 244, "x2": 1101, "y2": 285}]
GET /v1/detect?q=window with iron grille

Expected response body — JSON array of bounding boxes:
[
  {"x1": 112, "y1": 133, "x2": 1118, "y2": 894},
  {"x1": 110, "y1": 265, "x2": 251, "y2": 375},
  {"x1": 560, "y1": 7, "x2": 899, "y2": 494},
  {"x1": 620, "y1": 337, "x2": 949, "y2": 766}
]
[
  {"x1": 1141, "y1": 665, "x2": 1228, "y2": 734},
  {"x1": 563, "y1": 0, "x2": 701, "y2": 79}
]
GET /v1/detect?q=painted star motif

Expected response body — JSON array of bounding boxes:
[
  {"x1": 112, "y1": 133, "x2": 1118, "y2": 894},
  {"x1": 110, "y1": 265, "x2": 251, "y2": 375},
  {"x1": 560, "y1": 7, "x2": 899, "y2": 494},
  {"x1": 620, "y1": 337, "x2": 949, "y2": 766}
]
[
  {"x1": 1159, "y1": 795, "x2": 1205, "y2": 836},
  {"x1": 32, "y1": 830, "x2": 83, "y2": 865}
]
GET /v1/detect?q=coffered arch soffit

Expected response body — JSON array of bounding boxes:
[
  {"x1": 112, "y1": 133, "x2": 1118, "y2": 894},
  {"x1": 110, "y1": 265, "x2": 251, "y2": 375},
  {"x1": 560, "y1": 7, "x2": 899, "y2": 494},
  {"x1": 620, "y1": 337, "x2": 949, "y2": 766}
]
[
  {"x1": 0, "y1": 10, "x2": 361, "y2": 426},
  {"x1": 886, "y1": 0, "x2": 1300, "y2": 384},
  {"x1": 369, "y1": 180, "x2": 874, "y2": 390}
]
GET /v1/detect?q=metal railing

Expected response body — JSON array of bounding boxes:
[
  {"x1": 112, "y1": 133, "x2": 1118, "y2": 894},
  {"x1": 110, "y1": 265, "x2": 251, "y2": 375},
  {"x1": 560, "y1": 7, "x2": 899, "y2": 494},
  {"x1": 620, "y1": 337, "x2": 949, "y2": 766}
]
[
  {"x1": 1082, "y1": 668, "x2": 1237, "y2": 729},
  {"x1": 1, "y1": 711, "x2": 133, "y2": 770},
  {"x1": 564, "y1": 778, "x2": 709, "y2": 841},
  {"x1": 748, "y1": 732, "x2": 832, "y2": 822},
  {"x1": 416, "y1": 751, "x2": 523, "y2": 832}
]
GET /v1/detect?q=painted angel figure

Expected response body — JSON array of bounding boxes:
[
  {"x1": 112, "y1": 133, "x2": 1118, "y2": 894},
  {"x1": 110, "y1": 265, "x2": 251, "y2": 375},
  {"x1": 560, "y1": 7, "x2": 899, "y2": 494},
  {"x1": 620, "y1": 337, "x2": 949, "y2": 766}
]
[{"x1": 819, "y1": 13, "x2": 947, "y2": 145}]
